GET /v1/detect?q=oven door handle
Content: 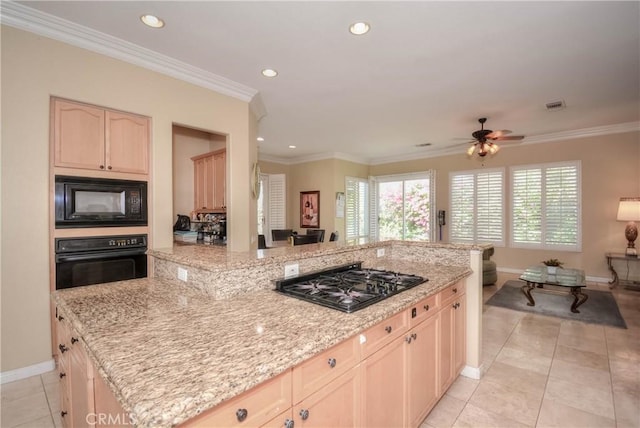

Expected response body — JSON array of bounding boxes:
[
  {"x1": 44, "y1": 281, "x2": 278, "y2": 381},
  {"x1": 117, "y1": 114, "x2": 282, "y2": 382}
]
[{"x1": 55, "y1": 249, "x2": 147, "y2": 262}]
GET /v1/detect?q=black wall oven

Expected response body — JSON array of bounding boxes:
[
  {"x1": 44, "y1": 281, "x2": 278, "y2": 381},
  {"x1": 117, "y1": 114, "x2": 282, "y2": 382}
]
[
  {"x1": 55, "y1": 175, "x2": 147, "y2": 228},
  {"x1": 55, "y1": 235, "x2": 147, "y2": 290}
]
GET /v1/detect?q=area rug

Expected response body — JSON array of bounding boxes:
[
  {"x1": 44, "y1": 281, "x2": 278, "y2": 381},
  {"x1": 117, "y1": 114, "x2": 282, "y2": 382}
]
[{"x1": 486, "y1": 280, "x2": 627, "y2": 328}]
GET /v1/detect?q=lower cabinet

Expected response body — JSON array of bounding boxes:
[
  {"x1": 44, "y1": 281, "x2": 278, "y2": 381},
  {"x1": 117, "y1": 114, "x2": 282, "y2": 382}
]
[{"x1": 59, "y1": 281, "x2": 466, "y2": 428}]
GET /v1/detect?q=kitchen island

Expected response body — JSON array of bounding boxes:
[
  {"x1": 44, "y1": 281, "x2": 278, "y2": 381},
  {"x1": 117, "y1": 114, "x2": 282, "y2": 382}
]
[{"x1": 52, "y1": 240, "x2": 483, "y2": 427}]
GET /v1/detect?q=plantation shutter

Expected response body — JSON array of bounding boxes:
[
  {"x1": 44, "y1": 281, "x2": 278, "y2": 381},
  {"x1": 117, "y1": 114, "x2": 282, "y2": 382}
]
[
  {"x1": 268, "y1": 174, "x2": 286, "y2": 230},
  {"x1": 369, "y1": 176, "x2": 378, "y2": 240},
  {"x1": 450, "y1": 169, "x2": 504, "y2": 245},
  {"x1": 345, "y1": 176, "x2": 369, "y2": 240},
  {"x1": 511, "y1": 161, "x2": 580, "y2": 251}
]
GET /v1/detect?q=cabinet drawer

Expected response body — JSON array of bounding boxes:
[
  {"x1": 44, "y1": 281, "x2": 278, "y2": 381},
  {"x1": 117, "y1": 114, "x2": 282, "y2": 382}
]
[
  {"x1": 440, "y1": 282, "x2": 465, "y2": 305},
  {"x1": 182, "y1": 370, "x2": 292, "y2": 428},
  {"x1": 408, "y1": 294, "x2": 439, "y2": 328},
  {"x1": 360, "y1": 310, "x2": 408, "y2": 358},
  {"x1": 292, "y1": 335, "x2": 360, "y2": 403}
]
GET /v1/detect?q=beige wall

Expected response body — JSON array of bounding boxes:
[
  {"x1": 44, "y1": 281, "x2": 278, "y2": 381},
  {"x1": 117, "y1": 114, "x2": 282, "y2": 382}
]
[
  {"x1": 1, "y1": 26, "x2": 255, "y2": 372},
  {"x1": 370, "y1": 132, "x2": 640, "y2": 278}
]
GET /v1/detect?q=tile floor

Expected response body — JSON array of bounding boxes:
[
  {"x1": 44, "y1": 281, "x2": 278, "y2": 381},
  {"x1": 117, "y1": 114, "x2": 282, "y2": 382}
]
[{"x1": 1, "y1": 272, "x2": 638, "y2": 428}]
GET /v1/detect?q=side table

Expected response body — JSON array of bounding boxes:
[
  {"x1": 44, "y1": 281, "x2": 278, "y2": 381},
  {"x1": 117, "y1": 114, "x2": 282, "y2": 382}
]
[{"x1": 606, "y1": 252, "x2": 640, "y2": 290}]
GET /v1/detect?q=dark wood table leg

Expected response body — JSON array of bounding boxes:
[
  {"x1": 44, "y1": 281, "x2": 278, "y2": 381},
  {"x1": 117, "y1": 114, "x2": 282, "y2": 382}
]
[
  {"x1": 521, "y1": 281, "x2": 536, "y2": 306},
  {"x1": 569, "y1": 287, "x2": 589, "y2": 313},
  {"x1": 606, "y1": 256, "x2": 619, "y2": 287}
]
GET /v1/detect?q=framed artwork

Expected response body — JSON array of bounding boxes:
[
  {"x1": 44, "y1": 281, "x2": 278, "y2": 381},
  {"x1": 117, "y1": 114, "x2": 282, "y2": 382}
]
[{"x1": 300, "y1": 191, "x2": 320, "y2": 228}]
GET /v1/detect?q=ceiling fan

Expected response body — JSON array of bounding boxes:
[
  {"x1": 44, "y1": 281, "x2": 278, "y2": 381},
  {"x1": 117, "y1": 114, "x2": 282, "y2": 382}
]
[{"x1": 466, "y1": 117, "x2": 524, "y2": 157}]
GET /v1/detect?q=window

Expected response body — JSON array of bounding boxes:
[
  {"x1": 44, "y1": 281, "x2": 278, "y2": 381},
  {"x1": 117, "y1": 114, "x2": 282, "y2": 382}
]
[
  {"x1": 345, "y1": 176, "x2": 369, "y2": 240},
  {"x1": 510, "y1": 161, "x2": 581, "y2": 251},
  {"x1": 371, "y1": 171, "x2": 435, "y2": 241},
  {"x1": 257, "y1": 173, "x2": 286, "y2": 245},
  {"x1": 450, "y1": 168, "x2": 505, "y2": 245}
]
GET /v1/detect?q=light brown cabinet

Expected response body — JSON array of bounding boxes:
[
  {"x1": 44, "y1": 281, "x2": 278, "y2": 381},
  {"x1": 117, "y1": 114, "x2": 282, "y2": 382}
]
[
  {"x1": 56, "y1": 309, "x2": 128, "y2": 428},
  {"x1": 52, "y1": 98, "x2": 149, "y2": 175},
  {"x1": 181, "y1": 370, "x2": 291, "y2": 427},
  {"x1": 192, "y1": 149, "x2": 226, "y2": 212},
  {"x1": 439, "y1": 283, "x2": 466, "y2": 393}
]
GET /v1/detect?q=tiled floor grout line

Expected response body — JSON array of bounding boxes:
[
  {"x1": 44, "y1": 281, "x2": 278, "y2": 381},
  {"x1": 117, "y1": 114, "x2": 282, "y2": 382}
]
[{"x1": 40, "y1": 373, "x2": 57, "y2": 428}]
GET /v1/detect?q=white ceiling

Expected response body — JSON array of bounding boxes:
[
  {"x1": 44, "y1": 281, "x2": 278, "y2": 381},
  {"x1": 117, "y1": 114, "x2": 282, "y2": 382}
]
[{"x1": 8, "y1": 1, "x2": 640, "y2": 163}]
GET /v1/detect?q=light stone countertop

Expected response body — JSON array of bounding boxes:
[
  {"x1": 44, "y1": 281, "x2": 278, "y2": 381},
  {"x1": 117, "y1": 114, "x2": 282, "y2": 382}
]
[{"x1": 52, "y1": 259, "x2": 471, "y2": 428}]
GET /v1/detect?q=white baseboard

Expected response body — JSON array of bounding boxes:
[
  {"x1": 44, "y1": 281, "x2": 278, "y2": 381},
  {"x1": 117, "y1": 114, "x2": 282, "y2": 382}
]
[
  {"x1": 461, "y1": 364, "x2": 483, "y2": 380},
  {"x1": 0, "y1": 359, "x2": 56, "y2": 385}
]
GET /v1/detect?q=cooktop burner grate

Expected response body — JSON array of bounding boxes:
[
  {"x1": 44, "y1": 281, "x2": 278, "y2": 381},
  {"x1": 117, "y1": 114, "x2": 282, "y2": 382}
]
[{"x1": 274, "y1": 262, "x2": 427, "y2": 313}]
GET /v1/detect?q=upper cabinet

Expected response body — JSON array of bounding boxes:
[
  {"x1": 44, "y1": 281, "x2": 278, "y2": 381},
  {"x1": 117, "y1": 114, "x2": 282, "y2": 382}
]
[
  {"x1": 52, "y1": 98, "x2": 149, "y2": 175},
  {"x1": 192, "y1": 149, "x2": 226, "y2": 212}
]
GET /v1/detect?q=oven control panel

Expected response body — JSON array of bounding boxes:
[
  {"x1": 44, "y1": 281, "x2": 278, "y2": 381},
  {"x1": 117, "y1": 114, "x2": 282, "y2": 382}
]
[{"x1": 55, "y1": 234, "x2": 148, "y2": 254}]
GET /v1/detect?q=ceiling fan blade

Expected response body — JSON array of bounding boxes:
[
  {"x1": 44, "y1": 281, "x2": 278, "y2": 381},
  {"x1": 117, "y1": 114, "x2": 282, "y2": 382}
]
[
  {"x1": 486, "y1": 130, "x2": 512, "y2": 138},
  {"x1": 494, "y1": 135, "x2": 524, "y2": 141}
]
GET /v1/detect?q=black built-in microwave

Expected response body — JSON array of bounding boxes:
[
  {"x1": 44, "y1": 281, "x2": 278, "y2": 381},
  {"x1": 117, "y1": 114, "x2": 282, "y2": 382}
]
[{"x1": 55, "y1": 175, "x2": 147, "y2": 228}]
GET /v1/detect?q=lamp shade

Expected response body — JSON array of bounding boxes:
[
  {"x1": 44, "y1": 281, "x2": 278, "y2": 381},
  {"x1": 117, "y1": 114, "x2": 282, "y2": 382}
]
[{"x1": 617, "y1": 197, "x2": 640, "y2": 221}]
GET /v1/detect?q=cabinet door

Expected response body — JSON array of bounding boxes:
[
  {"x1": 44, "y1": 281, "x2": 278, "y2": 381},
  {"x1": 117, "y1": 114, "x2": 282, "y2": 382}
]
[
  {"x1": 53, "y1": 99, "x2": 105, "y2": 170},
  {"x1": 94, "y1": 373, "x2": 130, "y2": 427},
  {"x1": 361, "y1": 336, "x2": 406, "y2": 428},
  {"x1": 294, "y1": 367, "x2": 360, "y2": 428},
  {"x1": 213, "y1": 152, "x2": 226, "y2": 209},
  {"x1": 69, "y1": 346, "x2": 95, "y2": 428},
  {"x1": 193, "y1": 158, "x2": 207, "y2": 210},
  {"x1": 105, "y1": 111, "x2": 149, "y2": 174},
  {"x1": 438, "y1": 303, "x2": 454, "y2": 393},
  {"x1": 204, "y1": 155, "x2": 215, "y2": 209},
  {"x1": 407, "y1": 315, "x2": 439, "y2": 428},
  {"x1": 453, "y1": 296, "x2": 466, "y2": 376}
]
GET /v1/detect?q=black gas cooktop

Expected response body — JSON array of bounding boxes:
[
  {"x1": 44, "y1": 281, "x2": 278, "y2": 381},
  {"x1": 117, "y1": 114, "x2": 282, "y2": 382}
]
[{"x1": 274, "y1": 262, "x2": 427, "y2": 313}]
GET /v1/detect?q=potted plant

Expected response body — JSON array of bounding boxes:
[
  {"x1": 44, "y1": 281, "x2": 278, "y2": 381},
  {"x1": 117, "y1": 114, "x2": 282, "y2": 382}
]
[{"x1": 542, "y1": 258, "x2": 563, "y2": 274}]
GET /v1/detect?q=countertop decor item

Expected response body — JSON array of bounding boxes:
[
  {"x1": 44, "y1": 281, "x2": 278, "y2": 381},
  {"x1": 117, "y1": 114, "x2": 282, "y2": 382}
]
[{"x1": 617, "y1": 197, "x2": 640, "y2": 257}]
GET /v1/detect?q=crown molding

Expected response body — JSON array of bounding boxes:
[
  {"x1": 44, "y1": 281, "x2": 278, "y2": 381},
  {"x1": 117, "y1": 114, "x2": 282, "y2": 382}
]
[
  {"x1": 260, "y1": 121, "x2": 639, "y2": 166},
  {"x1": 0, "y1": 1, "x2": 258, "y2": 103},
  {"x1": 368, "y1": 121, "x2": 640, "y2": 165},
  {"x1": 258, "y1": 151, "x2": 370, "y2": 166}
]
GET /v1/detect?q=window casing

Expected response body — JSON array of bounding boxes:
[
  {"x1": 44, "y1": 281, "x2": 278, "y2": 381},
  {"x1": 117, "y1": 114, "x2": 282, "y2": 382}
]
[
  {"x1": 510, "y1": 161, "x2": 581, "y2": 251},
  {"x1": 450, "y1": 168, "x2": 505, "y2": 246},
  {"x1": 371, "y1": 171, "x2": 436, "y2": 242}
]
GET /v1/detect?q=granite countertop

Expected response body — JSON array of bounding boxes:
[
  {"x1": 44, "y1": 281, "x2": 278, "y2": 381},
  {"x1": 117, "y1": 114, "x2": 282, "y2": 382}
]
[{"x1": 52, "y1": 259, "x2": 471, "y2": 427}]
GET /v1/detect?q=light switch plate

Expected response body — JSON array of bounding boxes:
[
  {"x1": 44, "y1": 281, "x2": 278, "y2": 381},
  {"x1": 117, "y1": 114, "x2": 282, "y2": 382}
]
[
  {"x1": 177, "y1": 267, "x2": 188, "y2": 282},
  {"x1": 377, "y1": 248, "x2": 385, "y2": 257},
  {"x1": 284, "y1": 263, "x2": 299, "y2": 278}
]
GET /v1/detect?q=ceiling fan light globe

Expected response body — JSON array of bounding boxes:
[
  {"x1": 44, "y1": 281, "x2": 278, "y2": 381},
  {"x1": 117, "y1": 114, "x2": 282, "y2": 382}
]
[{"x1": 467, "y1": 145, "x2": 476, "y2": 156}]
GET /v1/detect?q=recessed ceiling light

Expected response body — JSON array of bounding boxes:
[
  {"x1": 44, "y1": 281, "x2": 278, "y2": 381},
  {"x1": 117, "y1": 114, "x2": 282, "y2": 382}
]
[
  {"x1": 261, "y1": 68, "x2": 278, "y2": 78},
  {"x1": 349, "y1": 22, "x2": 370, "y2": 35},
  {"x1": 140, "y1": 14, "x2": 165, "y2": 28},
  {"x1": 257, "y1": 137, "x2": 265, "y2": 142},
  {"x1": 288, "y1": 145, "x2": 296, "y2": 149}
]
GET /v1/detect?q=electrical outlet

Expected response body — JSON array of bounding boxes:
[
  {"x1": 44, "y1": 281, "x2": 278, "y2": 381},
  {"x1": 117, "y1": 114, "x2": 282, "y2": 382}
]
[
  {"x1": 377, "y1": 248, "x2": 385, "y2": 257},
  {"x1": 177, "y1": 267, "x2": 188, "y2": 282},
  {"x1": 284, "y1": 263, "x2": 299, "y2": 278}
]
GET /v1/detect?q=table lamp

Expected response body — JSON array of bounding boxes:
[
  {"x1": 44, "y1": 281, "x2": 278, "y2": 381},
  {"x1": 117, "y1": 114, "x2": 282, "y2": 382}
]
[{"x1": 617, "y1": 197, "x2": 640, "y2": 257}]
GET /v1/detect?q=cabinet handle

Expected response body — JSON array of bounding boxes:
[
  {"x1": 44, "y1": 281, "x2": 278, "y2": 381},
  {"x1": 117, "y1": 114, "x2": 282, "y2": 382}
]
[
  {"x1": 58, "y1": 344, "x2": 68, "y2": 354},
  {"x1": 405, "y1": 335, "x2": 412, "y2": 344},
  {"x1": 299, "y1": 409, "x2": 309, "y2": 420},
  {"x1": 58, "y1": 315, "x2": 64, "y2": 321},
  {"x1": 71, "y1": 337, "x2": 79, "y2": 344},
  {"x1": 99, "y1": 165, "x2": 105, "y2": 169},
  {"x1": 327, "y1": 358, "x2": 337, "y2": 368},
  {"x1": 107, "y1": 166, "x2": 112, "y2": 170},
  {"x1": 385, "y1": 326, "x2": 392, "y2": 334},
  {"x1": 424, "y1": 304, "x2": 430, "y2": 311},
  {"x1": 59, "y1": 372, "x2": 66, "y2": 379},
  {"x1": 412, "y1": 333, "x2": 417, "y2": 340},
  {"x1": 284, "y1": 419, "x2": 294, "y2": 428},
  {"x1": 453, "y1": 288, "x2": 458, "y2": 293},
  {"x1": 236, "y1": 408, "x2": 248, "y2": 422},
  {"x1": 61, "y1": 411, "x2": 67, "y2": 418}
]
